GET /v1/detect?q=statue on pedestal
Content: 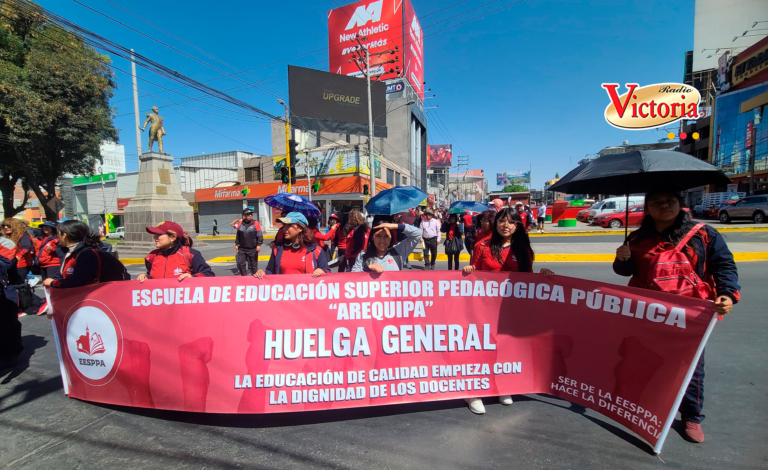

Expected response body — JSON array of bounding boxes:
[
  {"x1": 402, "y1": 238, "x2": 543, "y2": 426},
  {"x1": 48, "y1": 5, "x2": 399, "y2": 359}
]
[{"x1": 140, "y1": 106, "x2": 167, "y2": 153}]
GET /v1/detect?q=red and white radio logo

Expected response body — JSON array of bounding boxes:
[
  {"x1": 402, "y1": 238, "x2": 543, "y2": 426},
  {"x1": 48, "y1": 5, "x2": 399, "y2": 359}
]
[{"x1": 65, "y1": 303, "x2": 122, "y2": 385}]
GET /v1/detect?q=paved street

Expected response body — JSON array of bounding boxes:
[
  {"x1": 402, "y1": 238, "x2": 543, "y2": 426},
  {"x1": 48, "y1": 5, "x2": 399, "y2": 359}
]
[{"x1": 1, "y1": 257, "x2": 766, "y2": 469}]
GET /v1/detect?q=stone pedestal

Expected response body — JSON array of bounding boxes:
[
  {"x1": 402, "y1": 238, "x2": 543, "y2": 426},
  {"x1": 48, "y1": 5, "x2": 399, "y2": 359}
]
[{"x1": 117, "y1": 152, "x2": 201, "y2": 257}]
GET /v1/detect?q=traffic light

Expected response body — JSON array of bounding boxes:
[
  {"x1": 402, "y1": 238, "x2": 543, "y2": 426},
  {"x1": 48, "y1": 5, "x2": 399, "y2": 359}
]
[
  {"x1": 280, "y1": 166, "x2": 289, "y2": 184},
  {"x1": 363, "y1": 184, "x2": 369, "y2": 195},
  {"x1": 280, "y1": 165, "x2": 297, "y2": 185}
]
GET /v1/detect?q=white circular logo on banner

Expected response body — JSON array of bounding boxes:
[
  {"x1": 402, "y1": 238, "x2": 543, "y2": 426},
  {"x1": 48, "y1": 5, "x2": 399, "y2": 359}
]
[{"x1": 66, "y1": 305, "x2": 120, "y2": 383}]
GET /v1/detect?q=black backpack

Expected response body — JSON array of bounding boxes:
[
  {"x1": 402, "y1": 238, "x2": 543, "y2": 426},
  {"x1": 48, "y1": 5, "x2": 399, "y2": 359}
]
[{"x1": 76, "y1": 248, "x2": 131, "y2": 283}]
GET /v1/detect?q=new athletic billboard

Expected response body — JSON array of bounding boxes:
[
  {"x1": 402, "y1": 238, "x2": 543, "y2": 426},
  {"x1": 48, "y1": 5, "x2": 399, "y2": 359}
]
[
  {"x1": 328, "y1": 0, "x2": 424, "y2": 100},
  {"x1": 288, "y1": 65, "x2": 387, "y2": 137},
  {"x1": 427, "y1": 144, "x2": 452, "y2": 168}
]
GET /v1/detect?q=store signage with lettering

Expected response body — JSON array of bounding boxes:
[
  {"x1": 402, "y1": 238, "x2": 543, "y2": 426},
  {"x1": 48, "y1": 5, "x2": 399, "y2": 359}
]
[
  {"x1": 73, "y1": 173, "x2": 116, "y2": 186},
  {"x1": 732, "y1": 43, "x2": 768, "y2": 87}
]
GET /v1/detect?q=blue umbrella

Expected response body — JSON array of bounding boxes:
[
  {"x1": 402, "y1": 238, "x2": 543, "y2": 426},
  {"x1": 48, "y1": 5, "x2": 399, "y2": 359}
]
[
  {"x1": 365, "y1": 185, "x2": 428, "y2": 215},
  {"x1": 450, "y1": 201, "x2": 489, "y2": 213},
  {"x1": 264, "y1": 193, "x2": 321, "y2": 217}
]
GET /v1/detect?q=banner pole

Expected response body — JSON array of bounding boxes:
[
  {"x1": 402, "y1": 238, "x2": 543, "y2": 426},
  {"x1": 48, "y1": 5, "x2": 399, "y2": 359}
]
[
  {"x1": 45, "y1": 287, "x2": 69, "y2": 395},
  {"x1": 653, "y1": 312, "x2": 718, "y2": 454}
]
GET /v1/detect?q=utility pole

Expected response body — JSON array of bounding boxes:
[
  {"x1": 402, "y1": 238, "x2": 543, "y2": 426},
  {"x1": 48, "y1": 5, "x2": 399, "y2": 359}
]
[
  {"x1": 351, "y1": 36, "x2": 400, "y2": 199},
  {"x1": 305, "y1": 155, "x2": 312, "y2": 202},
  {"x1": 99, "y1": 166, "x2": 108, "y2": 235},
  {"x1": 130, "y1": 49, "x2": 142, "y2": 158}
]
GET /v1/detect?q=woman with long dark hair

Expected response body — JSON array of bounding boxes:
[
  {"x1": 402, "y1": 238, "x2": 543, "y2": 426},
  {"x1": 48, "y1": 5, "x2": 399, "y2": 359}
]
[
  {"x1": 471, "y1": 210, "x2": 495, "y2": 263},
  {"x1": 339, "y1": 209, "x2": 367, "y2": 273},
  {"x1": 42, "y1": 221, "x2": 126, "y2": 289},
  {"x1": 441, "y1": 214, "x2": 464, "y2": 270},
  {"x1": 137, "y1": 221, "x2": 214, "y2": 282},
  {"x1": 613, "y1": 190, "x2": 739, "y2": 444},
  {"x1": 254, "y1": 212, "x2": 329, "y2": 278},
  {"x1": 462, "y1": 207, "x2": 554, "y2": 415},
  {"x1": 351, "y1": 220, "x2": 422, "y2": 273},
  {"x1": 36, "y1": 222, "x2": 61, "y2": 281}
]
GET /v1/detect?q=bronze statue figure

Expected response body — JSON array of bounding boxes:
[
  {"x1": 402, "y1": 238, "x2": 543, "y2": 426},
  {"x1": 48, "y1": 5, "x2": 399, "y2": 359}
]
[{"x1": 140, "y1": 106, "x2": 167, "y2": 153}]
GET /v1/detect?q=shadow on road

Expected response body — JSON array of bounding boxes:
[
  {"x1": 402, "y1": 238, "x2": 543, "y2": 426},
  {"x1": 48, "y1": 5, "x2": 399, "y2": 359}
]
[{"x1": 0, "y1": 335, "x2": 48, "y2": 385}]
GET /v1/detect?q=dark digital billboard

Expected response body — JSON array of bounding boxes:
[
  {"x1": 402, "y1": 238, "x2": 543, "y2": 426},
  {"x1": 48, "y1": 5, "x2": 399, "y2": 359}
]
[{"x1": 288, "y1": 65, "x2": 387, "y2": 137}]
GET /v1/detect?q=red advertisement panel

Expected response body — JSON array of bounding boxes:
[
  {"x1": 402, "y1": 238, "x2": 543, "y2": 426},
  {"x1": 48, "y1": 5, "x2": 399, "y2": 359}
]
[
  {"x1": 328, "y1": 0, "x2": 404, "y2": 81},
  {"x1": 746, "y1": 121, "x2": 753, "y2": 151},
  {"x1": 403, "y1": 0, "x2": 424, "y2": 99},
  {"x1": 50, "y1": 272, "x2": 715, "y2": 451},
  {"x1": 428, "y1": 144, "x2": 453, "y2": 168}
]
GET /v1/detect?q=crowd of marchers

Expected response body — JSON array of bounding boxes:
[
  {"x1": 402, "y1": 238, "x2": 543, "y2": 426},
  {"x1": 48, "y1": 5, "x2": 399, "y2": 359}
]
[{"x1": 0, "y1": 190, "x2": 740, "y2": 444}]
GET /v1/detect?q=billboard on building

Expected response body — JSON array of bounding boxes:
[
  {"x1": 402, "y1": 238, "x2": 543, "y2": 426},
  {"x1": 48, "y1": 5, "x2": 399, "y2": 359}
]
[
  {"x1": 497, "y1": 171, "x2": 531, "y2": 186},
  {"x1": 427, "y1": 144, "x2": 452, "y2": 168},
  {"x1": 288, "y1": 65, "x2": 387, "y2": 137},
  {"x1": 328, "y1": 0, "x2": 424, "y2": 100},
  {"x1": 97, "y1": 142, "x2": 126, "y2": 175},
  {"x1": 273, "y1": 148, "x2": 381, "y2": 180},
  {"x1": 403, "y1": 0, "x2": 423, "y2": 99}
]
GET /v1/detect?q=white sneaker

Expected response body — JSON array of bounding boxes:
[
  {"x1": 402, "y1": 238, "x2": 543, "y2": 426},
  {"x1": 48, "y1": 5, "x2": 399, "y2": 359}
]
[
  {"x1": 465, "y1": 398, "x2": 486, "y2": 415},
  {"x1": 498, "y1": 395, "x2": 513, "y2": 405}
]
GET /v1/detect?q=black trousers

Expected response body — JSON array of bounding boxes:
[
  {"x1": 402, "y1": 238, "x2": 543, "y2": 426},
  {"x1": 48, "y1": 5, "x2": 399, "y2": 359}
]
[
  {"x1": 236, "y1": 248, "x2": 258, "y2": 276},
  {"x1": 336, "y1": 248, "x2": 347, "y2": 273},
  {"x1": 212, "y1": 227, "x2": 219, "y2": 236},
  {"x1": 423, "y1": 237, "x2": 438, "y2": 267},
  {"x1": 680, "y1": 351, "x2": 706, "y2": 423},
  {"x1": 447, "y1": 252, "x2": 460, "y2": 270}
]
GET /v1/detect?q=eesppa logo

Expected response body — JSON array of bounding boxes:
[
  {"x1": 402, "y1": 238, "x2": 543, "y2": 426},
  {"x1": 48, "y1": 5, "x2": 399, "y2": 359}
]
[
  {"x1": 65, "y1": 302, "x2": 123, "y2": 386},
  {"x1": 601, "y1": 83, "x2": 702, "y2": 130}
]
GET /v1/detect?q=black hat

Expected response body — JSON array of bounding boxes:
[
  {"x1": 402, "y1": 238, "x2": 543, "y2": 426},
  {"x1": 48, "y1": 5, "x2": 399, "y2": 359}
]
[{"x1": 242, "y1": 208, "x2": 254, "y2": 216}]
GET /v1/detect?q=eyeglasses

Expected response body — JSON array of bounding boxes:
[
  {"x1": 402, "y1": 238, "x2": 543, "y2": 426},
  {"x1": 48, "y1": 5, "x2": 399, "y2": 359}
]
[{"x1": 648, "y1": 198, "x2": 680, "y2": 208}]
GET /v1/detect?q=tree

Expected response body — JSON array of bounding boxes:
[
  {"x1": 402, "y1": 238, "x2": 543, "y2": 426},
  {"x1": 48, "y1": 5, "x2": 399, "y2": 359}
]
[
  {"x1": 0, "y1": 0, "x2": 118, "y2": 220},
  {"x1": 502, "y1": 184, "x2": 528, "y2": 193}
]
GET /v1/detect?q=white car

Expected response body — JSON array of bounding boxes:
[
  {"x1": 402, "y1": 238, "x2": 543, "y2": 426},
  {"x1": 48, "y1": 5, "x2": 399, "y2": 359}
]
[{"x1": 106, "y1": 227, "x2": 124, "y2": 240}]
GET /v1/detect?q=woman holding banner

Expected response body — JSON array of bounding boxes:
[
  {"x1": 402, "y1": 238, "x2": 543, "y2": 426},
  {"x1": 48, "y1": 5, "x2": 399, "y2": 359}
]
[
  {"x1": 462, "y1": 208, "x2": 555, "y2": 415},
  {"x1": 613, "y1": 190, "x2": 739, "y2": 444},
  {"x1": 43, "y1": 221, "x2": 129, "y2": 289},
  {"x1": 254, "y1": 212, "x2": 329, "y2": 278},
  {"x1": 137, "y1": 221, "x2": 214, "y2": 282},
  {"x1": 351, "y1": 222, "x2": 421, "y2": 273},
  {"x1": 471, "y1": 211, "x2": 495, "y2": 263}
]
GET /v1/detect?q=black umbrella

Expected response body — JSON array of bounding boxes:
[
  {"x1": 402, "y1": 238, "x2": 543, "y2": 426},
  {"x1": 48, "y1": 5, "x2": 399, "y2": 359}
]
[{"x1": 548, "y1": 150, "x2": 731, "y2": 237}]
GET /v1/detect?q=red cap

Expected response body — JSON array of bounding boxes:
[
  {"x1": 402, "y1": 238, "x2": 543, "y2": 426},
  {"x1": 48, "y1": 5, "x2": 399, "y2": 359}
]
[
  {"x1": 146, "y1": 221, "x2": 185, "y2": 238},
  {"x1": 329, "y1": 214, "x2": 339, "y2": 220}
]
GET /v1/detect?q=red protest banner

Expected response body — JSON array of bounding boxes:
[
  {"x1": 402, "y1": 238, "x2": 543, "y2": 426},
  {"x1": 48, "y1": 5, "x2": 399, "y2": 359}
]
[{"x1": 49, "y1": 272, "x2": 715, "y2": 451}]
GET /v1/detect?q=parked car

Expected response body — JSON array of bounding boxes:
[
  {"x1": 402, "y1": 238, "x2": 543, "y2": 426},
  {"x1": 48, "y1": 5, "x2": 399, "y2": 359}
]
[
  {"x1": 705, "y1": 200, "x2": 737, "y2": 219},
  {"x1": 719, "y1": 196, "x2": 768, "y2": 224},
  {"x1": 106, "y1": 226, "x2": 125, "y2": 240},
  {"x1": 593, "y1": 204, "x2": 645, "y2": 228},
  {"x1": 576, "y1": 208, "x2": 592, "y2": 223},
  {"x1": 584, "y1": 196, "x2": 645, "y2": 224}
]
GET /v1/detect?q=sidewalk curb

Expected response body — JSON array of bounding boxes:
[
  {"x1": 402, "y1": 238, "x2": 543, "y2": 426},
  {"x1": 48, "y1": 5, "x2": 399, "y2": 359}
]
[
  {"x1": 120, "y1": 251, "x2": 768, "y2": 265},
  {"x1": 195, "y1": 226, "x2": 768, "y2": 241}
]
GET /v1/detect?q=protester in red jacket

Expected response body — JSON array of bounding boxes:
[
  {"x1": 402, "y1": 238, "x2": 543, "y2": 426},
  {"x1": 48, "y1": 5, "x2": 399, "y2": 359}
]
[
  {"x1": 462, "y1": 208, "x2": 554, "y2": 415},
  {"x1": 471, "y1": 210, "x2": 496, "y2": 263},
  {"x1": 613, "y1": 190, "x2": 739, "y2": 444},
  {"x1": 337, "y1": 209, "x2": 366, "y2": 272},
  {"x1": 137, "y1": 221, "x2": 214, "y2": 282},
  {"x1": 44, "y1": 221, "x2": 107, "y2": 289},
  {"x1": 1, "y1": 218, "x2": 34, "y2": 279},
  {"x1": 36, "y1": 222, "x2": 61, "y2": 281}
]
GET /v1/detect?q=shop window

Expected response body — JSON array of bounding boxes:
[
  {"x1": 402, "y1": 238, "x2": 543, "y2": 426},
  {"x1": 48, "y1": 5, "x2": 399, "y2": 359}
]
[
  {"x1": 386, "y1": 168, "x2": 394, "y2": 185},
  {"x1": 244, "y1": 167, "x2": 261, "y2": 182}
]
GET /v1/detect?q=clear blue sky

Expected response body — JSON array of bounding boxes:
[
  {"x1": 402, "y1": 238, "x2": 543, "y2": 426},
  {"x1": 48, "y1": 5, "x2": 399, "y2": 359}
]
[{"x1": 39, "y1": 0, "x2": 694, "y2": 190}]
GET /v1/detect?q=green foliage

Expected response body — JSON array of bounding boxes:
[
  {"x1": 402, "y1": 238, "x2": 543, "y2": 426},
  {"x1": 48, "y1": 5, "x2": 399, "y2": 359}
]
[
  {"x1": 0, "y1": 0, "x2": 118, "y2": 219},
  {"x1": 502, "y1": 184, "x2": 528, "y2": 193}
]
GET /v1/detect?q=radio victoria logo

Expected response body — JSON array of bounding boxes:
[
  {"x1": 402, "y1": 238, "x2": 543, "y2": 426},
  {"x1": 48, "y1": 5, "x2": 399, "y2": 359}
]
[
  {"x1": 601, "y1": 83, "x2": 701, "y2": 129},
  {"x1": 65, "y1": 301, "x2": 123, "y2": 386}
]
